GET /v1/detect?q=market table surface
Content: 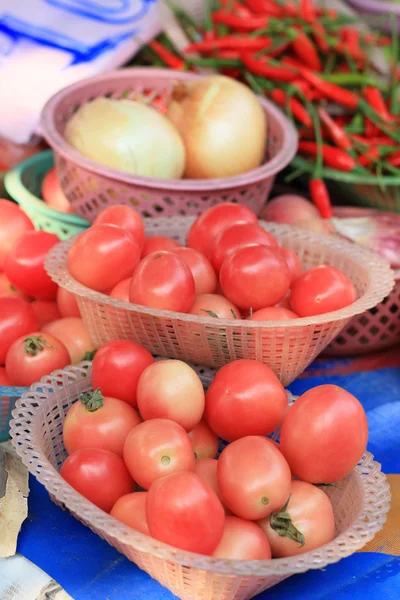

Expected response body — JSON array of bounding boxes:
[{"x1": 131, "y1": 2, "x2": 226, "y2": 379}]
[{"x1": 17, "y1": 348, "x2": 400, "y2": 600}]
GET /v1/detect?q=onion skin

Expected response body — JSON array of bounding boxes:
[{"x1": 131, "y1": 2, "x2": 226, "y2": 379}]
[
  {"x1": 65, "y1": 98, "x2": 186, "y2": 180},
  {"x1": 167, "y1": 76, "x2": 267, "y2": 179}
]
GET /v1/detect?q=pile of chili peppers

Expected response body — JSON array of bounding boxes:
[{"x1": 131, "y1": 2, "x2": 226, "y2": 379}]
[{"x1": 132, "y1": 0, "x2": 400, "y2": 219}]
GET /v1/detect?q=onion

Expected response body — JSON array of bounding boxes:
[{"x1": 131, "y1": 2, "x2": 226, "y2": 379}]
[
  {"x1": 65, "y1": 98, "x2": 185, "y2": 179},
  {"x1": 261, "y1": 195, "x2": 320, "y2": 224},
  {"x1": 167, "y1": 76, "x2": 267, "y2": 179}
]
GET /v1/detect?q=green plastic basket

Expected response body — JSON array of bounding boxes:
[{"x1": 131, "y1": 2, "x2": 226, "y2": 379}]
[
  {"x1": 291, "y1": 156, "x2": 400, "y2": 214},
  {"x1": 4, "y1": 150, "x2": 90, "y2": 239}
]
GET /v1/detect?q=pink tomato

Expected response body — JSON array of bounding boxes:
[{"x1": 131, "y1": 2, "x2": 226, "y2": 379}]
[{"x1": 173, "y1": 247, "x2": 217, "y2": 295}]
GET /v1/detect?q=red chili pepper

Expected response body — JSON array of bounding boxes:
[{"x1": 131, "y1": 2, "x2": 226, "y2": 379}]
[
  {"x1": 311, "y1": 22, "x2": 329, "y2": 52},
  {"x1": 148, "y1": 41, "x2": 186, "y2": 70},
  {"x1": 283, "y1": 1, "x2": 298, "y2": 17},
  {"x1": 291, "y1": 79, "x2": 314, "y2": 102},
  {"x1": 281, "y1": 56, "x2": 307, "y2": 70},
  {"x1": 318, "y1": 108, "x2": 352, "y2": 151},
  {"x1": 242, "y1": 53, "x2": 298, "y2": 82},
  {"x1": 300, "y1": 68, "x2": 359, "y2": 109},
  {"x1": 212, "y1": 11, "x2": 268, "y2": 30},
  {"x1": 292, "y1": 30, "x2": 322, "y2": 72},
  {"x1": 363, "y1": 33, "x2": 391, "y2": 47},
  {"x1": 388, "y1": 151, "x2": 400, "y2": 167},
  {"x1": 245, "y1": 0, "x2": 282, "y2": 17},
  {"x1": 357, "y1": 147, "x2": 380, "y2": 168},
  {"x1": 270, "y1": 89, "x2": 312, "y2": 127},
  {"x1": 364, "y1": 87, "x2": 391, "y2": 122},
  {"x1": 298, "y1": 141, "x2": 356, "y2": 171},
  {"x1": 315, "y1": 7, "x2": 337, "y2": 18},
  {"x1": 309, "y1": 179, "x2": 333, "y2": 219},
  {"x1": 266, "y1": 40, "x2": 290, "y2": 58},
  {"x1": 300, "y1": 0, "x2": 316, "y2": 22},
  {"x1": 334, "y1": 41, "x2": 366, "y2": 63},
  {"x1": 185, "y1": 36, "x2": 272, "y2": 53},
  {"x1": 351, "y1": 134, "x2": 394, "y2": 146}
]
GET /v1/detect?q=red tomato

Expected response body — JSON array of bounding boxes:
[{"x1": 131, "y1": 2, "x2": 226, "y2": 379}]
[
  {"x1": 60, "y1": 448, "x2": 134, "y2": 512},
  {"x1": 280, "y1": 384, "x2": 368, "y2": 483},
  {"x1": 109, "y1": 278, "x2": 131, "y2": 302},
  {"x1": 63, "y1": 389, "x2": 141, "y2": 456},
  {"x1": 220, "y1": 245, "x2": 290, "y2": 310},
  {"x1": 0, "y1": 366, "x2": 11, "y2": 386},
  {"x1": 0, "y1": 297, "x2": 38, "y2": 364},
  {"x1": 57, "y1": 287, "x2": 80, "y2": 318},
  {"x1": 210, "y1": 223, "x2": 278, "y2": 272},
  {"x1": 173, "y1": 247, "x2": 217, "y2": 295},
  {"x1": 189, "y1": 420, "x2": 219, "y2": 460},
  {"x1": 137, "y1": 360, "x2": 204, "y2": 431},
  {"x1": 188, "y1": 293, "x2": 241, "y2": 320},
  {"x1": 4, "y1": 231, "x2": 59, "y2": 300},
  {"x1": 129, "y1": 252, "x2": 195, "y2": 313},
  {"x1": 91, "y1": 340, "x2": 154, "y2": 408},
  {"x1": 41, "y1": 168, "x2": 72, "y2": 213},
  {"x1": 290, "y1": 265, "x2": 357, "y2": 317},
  {"x1": 212, "y1": 516, "x2": 272, "y2": 560},
  {"x1": 279, "y1": 247, "x2": 302, "y2": 283},
  {"x1": 42, "y1": 317, "x2": 95, "y2": 364},
  {"x1": 110, "y1": 492, "x2": 150, "y2": 535},
  {"x1": 0, "y1": 272, "x2": 29, "y2": 300},
  {"x1": 194, "y1": 458, "x2": 230, "y2": 514},
  {"x1": 205, "y1": 360, "x2": 287, "y2": 442},
  {"x1": 217, "y1": 436, "x2": 292, "y2": 520},
  {"x1": 68, "y1": 225, "x2": 141, "y2": 293},
  {"x1": 142, "y1": 236, "x2": 180, "y2": 257},
  {"x1": 123, "y1": 418, "x2": 195, "y2": 490},
  {"x1": 31, "y1": 300, "x2": 62, "y2": 328},
  {"x1": 248, "y1": 307, "x2": 299, "y2": 321},
  {"x1": 93, "y1": 205, "x2": 145, "y2": 250},
  {"x1": 187, "y1": 203, "x2": 258, "y2": 259},
  {"x1": 0, "y1": 199, "x2": 34, "y2": 269},
  {"x1": 258, "y1": 480, "x2": 335, "y2": 557},
  {"x1": 146, "y1": 471, "x2": 225, "y2": 554},
  {"x1": 6, "y1": 332, "x2": 70, "y2": 386}
]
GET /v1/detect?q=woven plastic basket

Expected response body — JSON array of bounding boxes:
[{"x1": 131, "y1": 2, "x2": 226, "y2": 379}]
[
  {"x1": 45, "y1": 217, "x2": 395, "y2": 386},
  {"x1": 10, "y1": 364, "x2": 391, "y2": 600},
  {"x1": 40, "y1": 68, "x2": 298, "y2": 221},
  {"x1": 326, "y1": 206, "x2": 400, "y2": 355},
  {"x1": 4, "y1": 150, "x2": 90, "y2": 239},
  {"x1": 0, "y1": 385, "x2": 27, "y2": 442},
  {"x1": 347, "y1": 0, "x2": 400, "y2": 33}
]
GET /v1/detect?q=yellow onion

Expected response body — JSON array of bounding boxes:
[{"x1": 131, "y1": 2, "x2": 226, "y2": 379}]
[
  {"x1": 65, "y1": 98, "x2": 185, "y2": 179},
  {"x1": 167, "y1": 76, "x2": 267, "y2": 179}
]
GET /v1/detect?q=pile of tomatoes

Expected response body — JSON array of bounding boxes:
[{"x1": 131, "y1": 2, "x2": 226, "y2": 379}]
[
  {"x1": 67, "y1": 202, "x2": 358, "y2": 320},
  {"x1": 0, "y1": 199, "x2": 95, "y2": 387},
  {"x1": 60, "y1": 340, "x2": 368, "y2": 560}
]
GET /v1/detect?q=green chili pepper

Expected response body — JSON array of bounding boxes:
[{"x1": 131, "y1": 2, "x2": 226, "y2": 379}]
[{"x1": 322, "y1": 73, "x2": 388, "y2": 91}]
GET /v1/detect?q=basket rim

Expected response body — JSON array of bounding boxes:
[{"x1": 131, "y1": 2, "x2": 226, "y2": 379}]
[
  {"x1": 44, "y1": 217, "x2": 395, "y2": 329},
  {"x1": 4, "y1": 150, "x2": 90, "y2": 227},
  {"x1": 40, "y1": 67, "x2": 299, "y2": 192},
  {"x1": 10, "y1": 363, "x2": 391, "y2": 577}
]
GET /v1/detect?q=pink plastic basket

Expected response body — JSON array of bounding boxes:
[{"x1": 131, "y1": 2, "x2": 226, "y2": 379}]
[
  {"x1": 326, "y1": 206, "x2": 400, "y2": 356},
  {"x1": 39, "y1": 68, "x2": 298, "y2": 221},
  {"x1": 44, "y1": 217, "x2": 394, "y2": 386},
  {"x1": 10, "y1": 363, "x2": 391, "y2": 600}
]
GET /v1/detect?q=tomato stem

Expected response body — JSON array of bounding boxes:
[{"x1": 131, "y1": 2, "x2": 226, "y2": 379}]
[
  {"x1": 23, "y1": 336, "x2": 53, "y2": 356},
  {"x1": 82, "y1": 350, "x2": 97, "y2": 362},
  {"x1": 79, "y1": 389, "x2": 104, "y2": 412},
  {"x1": 269, "y1": 494, "x2": 305, "y2": 546}
]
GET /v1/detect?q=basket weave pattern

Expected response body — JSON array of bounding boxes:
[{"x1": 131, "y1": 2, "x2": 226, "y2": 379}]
[
  {"x1": 41, "y1": 68, "x2": 298, "y2": 221},
  {"x1": 10, "y1": 364, "x2": 391, "y2": 600},
  {"x1": 326, "y1": 278, "x2": 400, "y2": 355},
  {"x1": 45, "y1": 217, "x2": 394, "y2": 386}
]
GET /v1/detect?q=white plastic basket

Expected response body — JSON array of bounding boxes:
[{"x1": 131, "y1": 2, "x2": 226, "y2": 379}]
[{"x1": 10, "y1": 364, "x2": 391, "y2": 600}]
